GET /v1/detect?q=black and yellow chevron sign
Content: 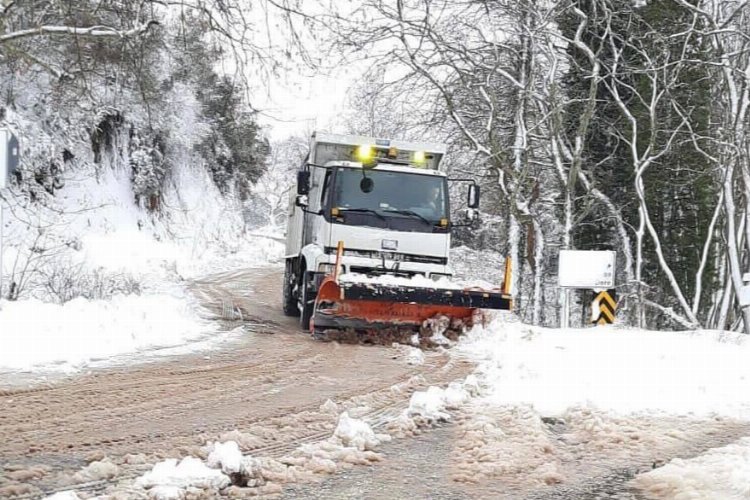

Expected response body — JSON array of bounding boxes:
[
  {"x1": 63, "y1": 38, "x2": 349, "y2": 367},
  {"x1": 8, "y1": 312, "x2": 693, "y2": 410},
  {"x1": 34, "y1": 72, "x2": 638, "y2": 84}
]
[{"x1": 592, "y1": 290, "x2": 616, "y2": 325}]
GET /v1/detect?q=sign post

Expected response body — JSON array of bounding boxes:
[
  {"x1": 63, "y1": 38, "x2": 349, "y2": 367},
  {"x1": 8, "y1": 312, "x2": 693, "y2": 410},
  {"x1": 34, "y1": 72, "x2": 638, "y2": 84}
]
[
  {"x1": 558, "y1": 250, "x2": 616, "y2": 328},
  {"x1": 0, "y1": 128, "x2": 20, "y2": 300}
]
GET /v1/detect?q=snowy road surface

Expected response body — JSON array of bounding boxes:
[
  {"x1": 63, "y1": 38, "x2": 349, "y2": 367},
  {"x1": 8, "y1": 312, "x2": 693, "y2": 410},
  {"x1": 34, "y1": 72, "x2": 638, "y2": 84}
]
[
  {"x1": 0, "y1": 268, "x2": 473, "y2": 498},
  {"x1": 1, "y1": 267, "x2": 749, "y2": 499}
]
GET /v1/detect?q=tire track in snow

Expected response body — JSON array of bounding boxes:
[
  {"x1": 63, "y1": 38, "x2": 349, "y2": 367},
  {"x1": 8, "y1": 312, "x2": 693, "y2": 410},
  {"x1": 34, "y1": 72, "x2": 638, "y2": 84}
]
[{"x1": 0, "y1": 267, "x2": 475, "y2": 499}]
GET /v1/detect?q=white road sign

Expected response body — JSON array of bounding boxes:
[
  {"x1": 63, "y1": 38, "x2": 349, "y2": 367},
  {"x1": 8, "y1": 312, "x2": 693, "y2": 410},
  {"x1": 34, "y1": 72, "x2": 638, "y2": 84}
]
[{"x1": 558, "y1": 250, "x2": 616, "y2": 289}]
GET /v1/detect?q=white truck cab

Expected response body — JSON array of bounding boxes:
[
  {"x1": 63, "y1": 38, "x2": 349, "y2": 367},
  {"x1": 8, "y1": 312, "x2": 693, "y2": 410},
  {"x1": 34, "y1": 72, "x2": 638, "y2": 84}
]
[{"x1": 283, "y1": 132, "x2": 479, "y2": 328}]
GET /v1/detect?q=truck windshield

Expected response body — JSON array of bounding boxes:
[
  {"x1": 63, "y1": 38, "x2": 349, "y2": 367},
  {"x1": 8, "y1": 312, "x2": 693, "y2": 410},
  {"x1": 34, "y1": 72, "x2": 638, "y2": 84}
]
[{"x1": 332, "y1": 168, "x2": 448, "y2": 222}]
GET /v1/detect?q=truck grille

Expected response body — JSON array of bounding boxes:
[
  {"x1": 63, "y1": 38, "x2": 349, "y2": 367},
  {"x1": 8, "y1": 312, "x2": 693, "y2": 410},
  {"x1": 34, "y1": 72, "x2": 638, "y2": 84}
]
[{"x1": 324, "y1": 247, "x2": 448, "y2": 265}]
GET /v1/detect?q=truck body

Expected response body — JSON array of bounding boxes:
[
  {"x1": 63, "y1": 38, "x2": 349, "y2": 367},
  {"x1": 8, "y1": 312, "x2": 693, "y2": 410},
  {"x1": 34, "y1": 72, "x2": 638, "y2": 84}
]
[{"x1": 282, "y1": 132, "x2": 510, "y2": 337}]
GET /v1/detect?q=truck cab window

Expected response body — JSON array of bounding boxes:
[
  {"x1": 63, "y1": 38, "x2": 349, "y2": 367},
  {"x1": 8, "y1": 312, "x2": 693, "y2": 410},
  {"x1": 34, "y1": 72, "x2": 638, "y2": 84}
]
[{"x1": 332, "y1": 168, "x2": 448, "y2": 221}]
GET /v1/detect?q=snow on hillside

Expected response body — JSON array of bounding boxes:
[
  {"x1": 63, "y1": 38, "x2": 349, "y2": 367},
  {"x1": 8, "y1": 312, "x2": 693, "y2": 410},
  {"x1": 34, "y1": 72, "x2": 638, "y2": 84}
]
[{"x1": 0, "y1": 151, "x2": 284, "y2": 373}]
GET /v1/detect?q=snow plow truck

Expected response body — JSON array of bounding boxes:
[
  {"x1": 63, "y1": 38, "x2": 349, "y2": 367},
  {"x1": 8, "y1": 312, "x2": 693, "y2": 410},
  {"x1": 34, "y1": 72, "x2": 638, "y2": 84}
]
[{"x1": 282, "y1": 132, "x2": 512, "y2": 342}]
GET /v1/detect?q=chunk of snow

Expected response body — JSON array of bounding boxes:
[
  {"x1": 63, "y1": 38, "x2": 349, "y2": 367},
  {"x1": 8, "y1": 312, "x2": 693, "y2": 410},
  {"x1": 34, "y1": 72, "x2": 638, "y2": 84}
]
[
  {"x1": 136, "y1": 457, "x2": 230, "y2": 491},
  {"x1": 72, "y1": 459, "x2": 119, "y2": 482},
  {"x1": 320, "y1": 399, "x2": 339, "y2": 414},
  {"x1": 405, "y1": 347, "x2": 425, "y2": 365},
  {"x1": 408, "y1": 386, "x2": 452, "y2": 421},
  {"x1": 206, "y1": 441, "x2": 243, "y2": 474},
  {"x1": 147, "y1": 485, "x2": 185, "y2": 500},
  {"x1": 463, "y1": 374, "x2": 481, "y2": 396},
  {"x1": 406, "y1": 379, "x2": 473, "y2": 423},
  {"x1": 423, "y1": 315, "x2": 453, "y2": 346},
  {"x1": 43, "y1": 492, "x2": 81, "y2": 500},
  {"x1": 333, "y1": 412, "x2": 386, "y2": 451},
  {"x1": 443, "y1": 381, "x2": 471, "y2": 408}
]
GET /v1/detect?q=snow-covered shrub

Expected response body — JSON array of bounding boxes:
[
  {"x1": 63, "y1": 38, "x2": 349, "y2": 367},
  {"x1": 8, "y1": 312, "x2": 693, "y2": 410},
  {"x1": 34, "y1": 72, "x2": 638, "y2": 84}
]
[{"x1": 39, "y1": 263, "x2": 141, "y2": 304}]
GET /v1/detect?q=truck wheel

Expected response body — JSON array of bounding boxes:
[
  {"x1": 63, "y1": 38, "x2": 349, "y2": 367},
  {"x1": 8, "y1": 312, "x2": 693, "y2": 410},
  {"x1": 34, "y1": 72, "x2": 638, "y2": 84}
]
[
  {"x1": 282, "y1": 261, "x2": 299, "y2": 317},
  {"x1": 300, "y1": 271, "x2": 315, "y2": 331}
]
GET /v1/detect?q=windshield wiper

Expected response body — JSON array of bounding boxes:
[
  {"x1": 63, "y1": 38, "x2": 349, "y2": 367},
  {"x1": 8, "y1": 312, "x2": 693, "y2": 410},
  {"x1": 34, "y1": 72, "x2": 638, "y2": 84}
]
[
  {"x1": 337, "y1": 207, "x2": 387, "y2": 221},
  {"x1": 383, "y1": 209, "x2": 434, "y2": 225}
]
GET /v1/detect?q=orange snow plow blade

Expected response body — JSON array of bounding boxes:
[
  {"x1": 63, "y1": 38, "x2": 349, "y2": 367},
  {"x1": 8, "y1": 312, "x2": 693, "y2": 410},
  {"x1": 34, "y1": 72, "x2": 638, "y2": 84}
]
[
  {"x1": 309, "y1": 241, "x2": 512, "y2": 340},
  {"x1": 310, "y1": 274, "x2": 512, "y2": 336}
]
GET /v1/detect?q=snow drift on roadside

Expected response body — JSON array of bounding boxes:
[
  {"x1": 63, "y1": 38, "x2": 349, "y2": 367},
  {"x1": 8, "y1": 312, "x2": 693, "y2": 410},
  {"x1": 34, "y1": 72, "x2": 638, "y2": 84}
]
[
  {"x1": 632, "y1": 437, "x2": 750, "y2": 499},
  {"x1": 458, "y1": 316, "x2": 750, "y2": 418},
  {"x1": 0, "y1": 161, "x2": 283, "y2": 372},
  {"x1": 79, "y1": 228, "x2": 283, "y2": 283},
  {"x1": 0, "y1": 291, "x2": 214, "y2": 370}
]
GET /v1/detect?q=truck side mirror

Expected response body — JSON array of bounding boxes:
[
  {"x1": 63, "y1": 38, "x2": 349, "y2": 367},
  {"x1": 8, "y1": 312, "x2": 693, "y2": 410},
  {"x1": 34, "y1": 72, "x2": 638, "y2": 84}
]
[
  {"x1": 467, "y1": 184, "x2": 480, "y2": 209},
  {"x1": 297, "y1": 170, "x2": 310, "y2": 195}
]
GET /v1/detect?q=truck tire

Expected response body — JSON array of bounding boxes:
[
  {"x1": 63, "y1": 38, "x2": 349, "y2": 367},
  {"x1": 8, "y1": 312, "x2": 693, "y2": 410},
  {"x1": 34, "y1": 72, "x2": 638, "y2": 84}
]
[
  {"x1": 300, "y1": 271, "x2": 315, "y2": 331},
  {"x1": 282, "y1": 261, "x2": 299, "y2": 317}
]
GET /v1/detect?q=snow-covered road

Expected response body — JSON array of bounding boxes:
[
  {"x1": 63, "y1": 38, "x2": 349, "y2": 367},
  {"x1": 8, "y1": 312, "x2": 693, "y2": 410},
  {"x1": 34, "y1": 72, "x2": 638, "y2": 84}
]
[
  {"x1": 2, "y1": 267, "x2": 750, "y2": 499},
  {"x1": 0, "y1": 267, "x2": 474, "y2": 498},
  {"x1": 282, "y1": 413, "x2": 750, "y2": 500}
]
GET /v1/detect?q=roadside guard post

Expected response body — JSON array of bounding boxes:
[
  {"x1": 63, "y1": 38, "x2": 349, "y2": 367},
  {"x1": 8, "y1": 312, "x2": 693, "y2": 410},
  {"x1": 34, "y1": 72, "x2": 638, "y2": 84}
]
[
  {"x1": 0, "y1": 128, "x2": 20, "y2": 300},
  {"x1": 591, "y1": 290, "x2": 617, "y2": 326},
  {"x1": 558, "y1": 250, "x2": 616, "y2": 328}
]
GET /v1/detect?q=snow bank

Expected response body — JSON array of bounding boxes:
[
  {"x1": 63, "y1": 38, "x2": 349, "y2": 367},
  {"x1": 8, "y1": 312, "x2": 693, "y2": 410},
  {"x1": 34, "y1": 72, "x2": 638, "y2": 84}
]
[
  {"x1": 0, "y1": 145, "x2": 283, "y2": 373},
  {"x1": 632, "y1": 437, "x2": 750, "y2": 499},
  {"x1": 458, "y1": 317, "x2": 750, "y2": 418},
  {"x1": 79, "y1": 227, "x2": 282, "y2": 282},
  {"x1": 63, "y1": 164, "x2": 283, "y2": 282},
  {"x1": 0, "y1": 291, "x2": 214, "y2": 370}
]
